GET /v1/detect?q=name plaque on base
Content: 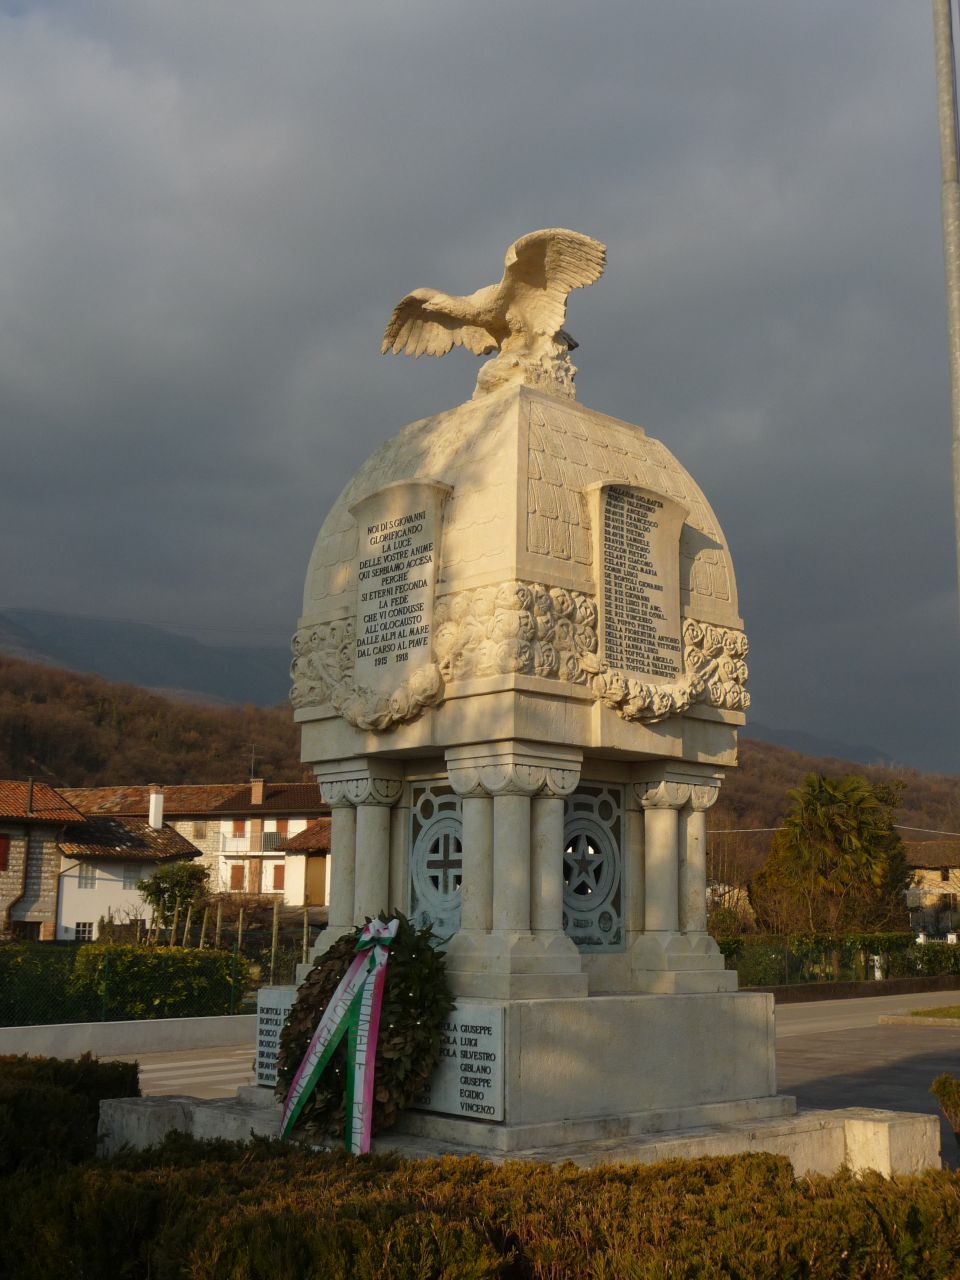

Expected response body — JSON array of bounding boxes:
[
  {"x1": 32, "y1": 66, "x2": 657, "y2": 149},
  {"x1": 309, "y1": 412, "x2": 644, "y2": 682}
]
[
  {"x1": 255, "y1": 985, "x2": 297, "y2": 1087},
  {"x1": 414, "y1": 1000, "x2": 505, "y2": 1121}
]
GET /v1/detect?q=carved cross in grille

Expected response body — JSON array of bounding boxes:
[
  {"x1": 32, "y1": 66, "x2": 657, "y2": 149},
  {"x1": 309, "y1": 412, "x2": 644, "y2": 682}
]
[{"x1": 426, "y1": 833, "x2": 463, "y2": 896}]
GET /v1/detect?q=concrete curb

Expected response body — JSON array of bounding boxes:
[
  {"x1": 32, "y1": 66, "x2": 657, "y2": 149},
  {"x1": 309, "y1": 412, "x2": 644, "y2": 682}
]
[
  {"x1": 879, "y1": 1015, "x2": 960, "y2": 1028},
  {"x1": 0, "y1": 1014, "x2": 256, "y2": 1058}
]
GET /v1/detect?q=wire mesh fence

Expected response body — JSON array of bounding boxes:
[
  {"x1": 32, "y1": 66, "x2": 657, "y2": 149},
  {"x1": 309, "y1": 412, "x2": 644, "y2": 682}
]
[{"x1": 0, "y1": 903, "x2": 326, "y2": 1027}]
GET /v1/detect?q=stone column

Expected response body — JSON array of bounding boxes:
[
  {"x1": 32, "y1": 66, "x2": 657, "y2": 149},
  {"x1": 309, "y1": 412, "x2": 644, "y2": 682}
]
[
  {"x1": 318, "y1": 783, "x2": 357, "y2": 945},
  {"x1": 629, "y1": 767, "x2": 735, "y2": 994},
  {"x1": 309, "y1": 760, "x2": 401, "y2": 961},
  {"x1": 638, "y1": 780, "x2": 690, "y2": 934},
  {"x1": 347, "y1": 771, "x2": 402, "y2": 926},
  {"x1": 447, "y1": 759, "x2": 494, "y2": 936},
  {"x1": 681, "y1": 784, "x2": 719, "y2": 934},
  {"x1": 443, "y1": 742, "x2": 587, "y2": 1000},
  {"x1": 530, "y1": 767, "x2": 578, "y2": 937}
]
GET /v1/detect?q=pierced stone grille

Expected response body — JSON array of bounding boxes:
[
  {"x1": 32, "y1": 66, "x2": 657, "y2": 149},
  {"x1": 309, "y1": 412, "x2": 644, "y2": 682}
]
[
  {"x1": 410, "y1": 782, "x2": 463, "y2": 941},
  {"x1": 563, "y1": 784, "x2": 624, "y2": 952}
]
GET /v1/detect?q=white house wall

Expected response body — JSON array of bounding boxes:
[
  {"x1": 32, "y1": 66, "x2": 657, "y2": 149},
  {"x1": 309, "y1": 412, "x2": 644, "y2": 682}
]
[{"x1": 57, "y1": 860, "x2": 157, "y2": 941}]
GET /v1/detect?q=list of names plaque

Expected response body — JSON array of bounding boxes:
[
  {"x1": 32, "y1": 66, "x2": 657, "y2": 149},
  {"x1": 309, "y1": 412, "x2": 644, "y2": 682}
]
[
  {"x1": 414, "y1": 1000, "x2": 504, "y2": 1120},
  {"x1": 601, "y1": 486, "x2": 686, "y2": 682},
  {"x1": 350, "y1": 481, "x2": 450, "y2": 694},
  {"x1": 255, "y1": 985, "x2": 297, "y2": 1087}
]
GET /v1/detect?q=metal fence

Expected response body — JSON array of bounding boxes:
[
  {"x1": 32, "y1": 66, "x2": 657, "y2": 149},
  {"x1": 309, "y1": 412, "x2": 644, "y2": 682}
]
[{"x1": 0, "y1": 921, "x2": 324, "y2": 1028}]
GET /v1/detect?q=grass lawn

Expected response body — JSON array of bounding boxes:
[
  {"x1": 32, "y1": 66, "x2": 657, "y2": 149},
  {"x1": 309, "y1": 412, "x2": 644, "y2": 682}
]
[{"x1": 911, "y1": 1005, "x2": 960, "y2": 1019}]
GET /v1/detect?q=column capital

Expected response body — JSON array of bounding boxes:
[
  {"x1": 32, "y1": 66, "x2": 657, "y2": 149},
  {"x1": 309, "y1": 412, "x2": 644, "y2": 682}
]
[
  {"x1": 445, "y1": 742, "x2": 582, "y2": 798},
  {"x1": 636, "y1": 780, "x2": 691, "y2": 810},
  {"x1": 315, "y1": 759, "x2": 402, "y2": 808},
  {"x1": 689, "y1": 783, "x2": 721, "y2": 812}
]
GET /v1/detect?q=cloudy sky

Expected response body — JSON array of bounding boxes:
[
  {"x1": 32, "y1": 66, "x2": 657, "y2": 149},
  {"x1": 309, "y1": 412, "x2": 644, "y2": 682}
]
[{"x1": 3, "y1": 1, "x2": 959, "y2": 774}]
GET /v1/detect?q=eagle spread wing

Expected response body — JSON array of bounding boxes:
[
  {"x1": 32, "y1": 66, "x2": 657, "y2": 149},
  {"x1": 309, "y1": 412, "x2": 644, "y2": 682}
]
[
  {"x1": 499, "y1": 229, "x2": 606, "y2": 341},
  {"x1": 381, "y1": 229, "x2": 606, "y2": 360},
  {"x1": 381, "y1": 294, "x2": 496, "y2": 359}
]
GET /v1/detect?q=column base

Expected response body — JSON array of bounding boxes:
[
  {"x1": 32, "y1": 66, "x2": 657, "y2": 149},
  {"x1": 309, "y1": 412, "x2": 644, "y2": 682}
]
[
  {"x1": 443, "y1": 930, "x2": 589, "y2": 1000},
  {"x1": 308, "y1": 924, "x2": 355, "y2": 963},
  {"x1": 627, "y1": 932, "x2": 738, "y2": 994}
]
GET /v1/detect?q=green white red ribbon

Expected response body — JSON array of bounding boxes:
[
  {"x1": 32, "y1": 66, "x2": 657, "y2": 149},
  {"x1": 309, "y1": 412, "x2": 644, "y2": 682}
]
[{"x1": 280, "y1": 917, "x2": 398, "y2": 1154}]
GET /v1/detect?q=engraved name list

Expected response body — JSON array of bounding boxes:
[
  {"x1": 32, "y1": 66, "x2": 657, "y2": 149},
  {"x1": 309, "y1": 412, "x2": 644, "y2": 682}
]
[{"x1": 601, "y1": 486, "x2": 686, "y2": 682}]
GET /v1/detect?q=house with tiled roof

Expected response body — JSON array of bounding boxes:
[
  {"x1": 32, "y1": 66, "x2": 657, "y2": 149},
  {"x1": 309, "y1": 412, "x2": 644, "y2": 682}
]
[
  {"x1": 904, "y1": 838, "x2": 960, "y2": 935},
  {"x1": 0, "y1": 780, "x2": 201, "y2": 942},
  {"x1": 61, "y1": 780, "x2": 329, "y2": 906}
]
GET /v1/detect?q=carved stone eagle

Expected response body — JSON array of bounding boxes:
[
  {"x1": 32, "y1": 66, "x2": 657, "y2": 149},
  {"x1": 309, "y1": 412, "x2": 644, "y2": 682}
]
[{"x1": 381, "y1": 229, "x2": 606, "y2": 399}]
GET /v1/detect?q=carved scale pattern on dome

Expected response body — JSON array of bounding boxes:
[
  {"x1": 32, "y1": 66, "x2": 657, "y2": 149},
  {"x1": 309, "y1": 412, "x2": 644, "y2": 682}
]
[
  {"x1": 291, "y1": 580, "x2": 749, "y2": 730},
  {"x1": 525, "y1": 403, "x2": 733, "y2": 607}
]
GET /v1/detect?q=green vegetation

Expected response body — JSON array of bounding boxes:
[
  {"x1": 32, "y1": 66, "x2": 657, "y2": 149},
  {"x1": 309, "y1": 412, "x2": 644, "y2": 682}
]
[
  {"x1": 0, "y1": 942, "x2": 249, "y2": 1025},
  {"x1": 0, "y1": 654, "x2": 302, "y2": 784},
  {"x1": 914, "y1": 1006, "x2": 960, "y2": 1019},
  {"x1": 70, "y1": 943, "x2": 249, "y2": 1020},
  {"x1": 932, "y1": 1073, "x2": 960, "y2": 1140},
  {"x1": 2, "y1": 1137, "x2": 960, "y2": 1278},
  {"x1": 0, "y1": 1053, "x2": 139, "y2": 1174},
  {"x1": 137, "y1": 861, "x2": 210, "y2": 928},
  {"x1": 751, "y1": 774, "x2": 910, "y2": 937}
]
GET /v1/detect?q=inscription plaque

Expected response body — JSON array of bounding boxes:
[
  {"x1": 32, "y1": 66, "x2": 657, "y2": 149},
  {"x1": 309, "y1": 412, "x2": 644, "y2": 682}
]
[
  {"x1": 350, "y1": 480, "x2": 451, "y2": 694},
  {"x1": 600, "y1": 485, "x2": 687, "y2": 682},
  {"x1": 414, "y1": 1000, "x2": 504, "y2": 1121},
  {"x1": 255, "y1": 984, "x2": 297, "y2": 1087}
]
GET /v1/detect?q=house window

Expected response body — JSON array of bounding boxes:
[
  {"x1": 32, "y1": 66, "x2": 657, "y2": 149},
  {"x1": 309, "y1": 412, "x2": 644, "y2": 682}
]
[
  {"x1": 273, "y1": 863, "x2": 285, "y2": 892},
  {"x1": 0, "y1": 835, "x2": 9, "y2": 873},
  {"x1": 232, "y1": 819, "x2": 246, "y2": 837},
  {"x1": 77, "y1": 864, "x2": 97, "y2": 889},
  {"x1": 941, "y1": 868, "x2": 951, "y2": 883},
  {"x1": 122, "y1": 864, "x2": 140, "y2": 891},
  {"x1": 75, "y1": 922, "x2": 94, "y2": 942},
  {"x1": 192, "y1": 821, "x2": 207, "y2": 839},
  {"x1": 230, "y1": 864, "x2": 244, "y2": 891},
  {"x1": 276, "y1": 819, "x2": 289, "y2": 837}
]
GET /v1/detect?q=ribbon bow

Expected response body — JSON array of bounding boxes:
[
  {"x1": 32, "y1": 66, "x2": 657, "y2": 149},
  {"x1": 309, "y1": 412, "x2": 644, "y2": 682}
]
[{"x1": 280, "y1": 917, "x2": 399, "y2": 1153}]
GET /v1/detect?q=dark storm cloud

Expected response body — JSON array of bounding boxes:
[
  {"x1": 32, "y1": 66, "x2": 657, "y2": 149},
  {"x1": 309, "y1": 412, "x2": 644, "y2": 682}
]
[{"x1": 3, "y1": 1, "x2": 958, "y2": 771}]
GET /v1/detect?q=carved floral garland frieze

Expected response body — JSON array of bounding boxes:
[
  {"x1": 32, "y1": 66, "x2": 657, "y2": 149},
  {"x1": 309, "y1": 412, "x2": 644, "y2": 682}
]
[{"x1": 290, "y1": 581, "x2": 749, "y2": 731}]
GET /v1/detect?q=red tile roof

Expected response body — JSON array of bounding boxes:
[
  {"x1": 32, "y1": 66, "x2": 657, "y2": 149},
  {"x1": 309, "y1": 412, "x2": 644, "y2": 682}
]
[
  {"x1": 58, "y1": 817, "x2": 201, "y2": 863},
  {"x1": 279, "y1": 817, "x2": 331, "y2": 854},
  {"x1": 905, "y1": 840, "x2": 960, "y2": 870},
  {"x1": 60, "y1": 782, "x2": 325, "y2": 817},
  {"x1": 0, "y1": 781, "x2": 84, "y2": 823},
  {"x1": 60, "y1": 785, "x2": 239, "y2": 816}
]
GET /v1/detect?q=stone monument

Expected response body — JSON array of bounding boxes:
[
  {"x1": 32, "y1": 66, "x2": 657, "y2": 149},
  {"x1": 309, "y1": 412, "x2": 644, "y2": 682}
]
[
  {"x1": 98, "y1": 230, "x2": 940, "y2": 1173},
  {"x1": 291, "y1": 228, "x2": 787, "y2": 1150}
]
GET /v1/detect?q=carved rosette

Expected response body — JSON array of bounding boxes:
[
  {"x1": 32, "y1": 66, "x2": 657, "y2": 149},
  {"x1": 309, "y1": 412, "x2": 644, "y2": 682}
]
[
  {"x1": 292, "y1": 582, "x2": 749, "y2": 730},
  {"x1": 290, "y1": 619, "x2": 443, "y2": 732}
]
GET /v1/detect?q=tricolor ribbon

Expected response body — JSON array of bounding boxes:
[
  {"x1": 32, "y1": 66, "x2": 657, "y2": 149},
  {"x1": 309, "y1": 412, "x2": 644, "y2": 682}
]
[{"x1": 279, "y1": 917, "x2": 399, "y2": 1154}]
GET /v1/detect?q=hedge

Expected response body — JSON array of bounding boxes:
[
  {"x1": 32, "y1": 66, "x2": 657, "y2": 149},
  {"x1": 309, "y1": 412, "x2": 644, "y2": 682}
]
[
  {"x1": 69, "y1": 944, "x2": 249, "y2": 1020},
  {"x1": 0, "y1": 943, "x2": 250, "y2": 1025},
  {"x1": 2, "y1": 1136, "x2": 960, "y2": 1278},
  {"x1": 0, "y1": 1053, "x2": 139, "y2": 1174}
]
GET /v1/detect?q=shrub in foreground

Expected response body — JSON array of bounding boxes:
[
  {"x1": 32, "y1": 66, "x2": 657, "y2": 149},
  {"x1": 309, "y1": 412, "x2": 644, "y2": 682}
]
[
  {"x1": 2, "y1": 1137, "x2": 960, "y2": 1279},
  {"x1": 933, "y1": 1072, "x2": 960, "y2": 1139},
  {"x1": 0, "y1": 1053, "x2": 139, "y2": 1173}
]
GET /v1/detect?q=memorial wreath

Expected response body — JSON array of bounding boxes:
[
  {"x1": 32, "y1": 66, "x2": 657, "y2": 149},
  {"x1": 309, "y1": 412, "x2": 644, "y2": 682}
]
[{"x1": 275, "y1": 912, "x2": 455, "y2": 1148}]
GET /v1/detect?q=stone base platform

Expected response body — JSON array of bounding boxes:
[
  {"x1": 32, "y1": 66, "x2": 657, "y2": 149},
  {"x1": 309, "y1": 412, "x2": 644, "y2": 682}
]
[{"x1": 98, "y1": 1089, "x2": 940, "y2": 1177}]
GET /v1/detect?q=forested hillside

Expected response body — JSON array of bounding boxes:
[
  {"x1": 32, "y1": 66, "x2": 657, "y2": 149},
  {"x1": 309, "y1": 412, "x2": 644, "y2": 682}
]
[
  {"x1": 0, "y1": 657, "x2": 302, "y2": 785},
  {"x1": 1, "y1": 657, "x2": 957, "y2": 872}
]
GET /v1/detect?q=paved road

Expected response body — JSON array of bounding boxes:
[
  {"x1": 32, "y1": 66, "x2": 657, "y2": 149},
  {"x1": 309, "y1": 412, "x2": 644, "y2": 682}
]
[
  {"x1": 116, "y1": 1045, "x2": 256, "y2": 1100},
  {"x1": 774, "y1": 992, "x2": 960, "y2": 1167},
  {"x1": 119, "y1": 990, "x2": 960, "y2": 1162}
]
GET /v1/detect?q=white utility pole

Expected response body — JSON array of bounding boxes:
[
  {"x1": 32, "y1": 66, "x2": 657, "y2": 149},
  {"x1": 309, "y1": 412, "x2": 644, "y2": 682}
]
[{"x1": 932, "y1": 0, "x2": 960, "y2": 611}]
